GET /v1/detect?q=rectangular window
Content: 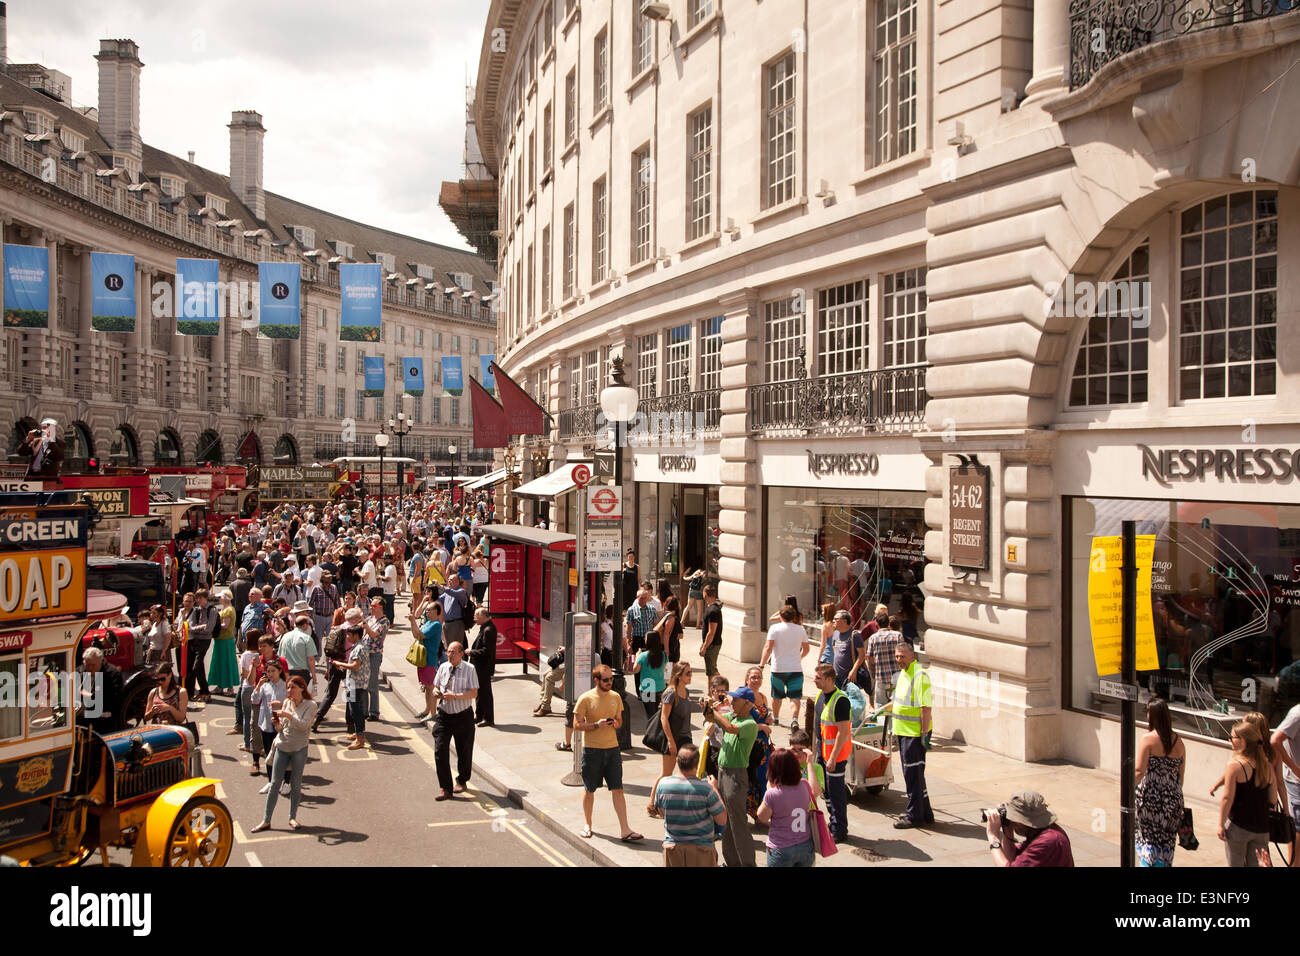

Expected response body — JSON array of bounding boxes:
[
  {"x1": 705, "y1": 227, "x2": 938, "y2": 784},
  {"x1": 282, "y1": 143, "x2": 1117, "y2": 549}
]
[
  {"x1": 687, "y1": 104, "x2": 713, "y2": 241},
  {"x1": 376, "y1": 394, "x2": 384, "y2": 421},
  {"x1": 569, "y1": 355, "x2": 583, "y2": 408},
  {"x1": 397, "y1": 325, "x2": 405, "y2": 344},
  {"x1": 637, "y1": 332, "x2": 658, "y2": 399},
  {"x1": 874, "y1": 0, "x2": 919, "y2": 165},
  {"x1": 543, "y1": 102, "x2": 553, "y2": 171},
  {"x1": 764, "y1": 296, "x2": 804, "y2": 383},
  {"x1": 594, "y1": 28, "x2": 609, "y2": 113},
  {"x1": 315, "y1": 386, "x2": 325, "y2": 416},
  {"x1": 688, "y1": 0, "x2": 714, "y2": 27},
  {"x1": 882, "y1": 267, "x2": 928, "y2": 368},
  {"x1": 563, "y1": 203, "x2": 577, "y2": 300},
  {"x1": 664, "y1": 323, "x2": 691, "y2": 395},
  {"x1": 337, "y1": 347, "x2": 347, "y2": 372},
  {"x1": 315, "y1": 342, "x2": 327, "y2": 370},
  {"x1": 528, "y1": 131, "x2": 536, "y2": 191},
  {"x1": 764, "y1": 52, "x2": 798, "y2": 208},
  {"x1": 579, "y1": 350, "x2": 596, "y2": 405},
  {"x1": 318, "y1": 307, "x2": 328, "y2": 328},
  {"x1": 472, "y1": 338, "x2": 479, "y2": 354},
  {"x1": 433, "y1": 360, "x2": 442, "y2": 383},
  {"x1": 450, "y1": 399, "x2": 460, "y2": 425},
  {"x1": 433, "y1": 332, "x2": 442, "y2": 350},
  {"x1": 632, "y1": 147, "x2": 653, "y2": 264},
  {"x1": 541, "y1": 226, "x2": 552, "y2": 313},
  {"x1": 816, "y1": 281, "x2": 869, "y2": 376},
  {"x1": 431, "y1": 397, "x2": 441, "y2": 423},
  {"x1": 526, "y1": 243, "x2": 535, "y2": 320},
  {"x1": 452, "y1": 335, "x2": 461, "y2": 353},
  {"x1": 634, "y1": 1, "x2": 653, "y2": 74},
  {"x1": 592, "y1": 177, "x2": 608, "y2": 284},
  {"x1": 1178, "y1": 191, "x2": 1277, "y2": 400},
  {"x1": 412, "y1": 396, "x2": 423, "y2": 424},
  {"x1": 336, "y1": 387, "x2": 346, "y2": 418},
  {"x1": 416, "y1": 328, "x2": 424, "y2": 347},
  {"x1": 698, "y1": 315, "x2": 722, "y2": 390},
  {"x1": 356, "y1": 391, "x2": 366, "y2": 421},
  {"x1": 565, "y1": 69, "x2": 578, "y2": 144}
]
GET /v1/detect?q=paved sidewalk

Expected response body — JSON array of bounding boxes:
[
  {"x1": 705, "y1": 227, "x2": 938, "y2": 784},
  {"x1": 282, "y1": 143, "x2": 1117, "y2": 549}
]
[{"x1": 373, "y1": 593, "x2": 1225, "y2": 867}]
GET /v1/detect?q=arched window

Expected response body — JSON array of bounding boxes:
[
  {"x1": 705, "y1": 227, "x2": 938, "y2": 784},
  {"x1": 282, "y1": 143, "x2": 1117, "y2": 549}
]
[
  {"x1": 66, "y1": 423, "x2": 94, "y2": 471},
  {"x1": 196, "y1": 430, "x2": 223, "y2": 465},
  {"x1": 154, "y1": 429, "x2": 182, "y2": 465},
  {"x1": 1068, "y1": 241, "x2": 1151, "y2": 407},
  {"x1": 109, "y1": 425, "x2": 139, "y2": 466},
  {"x1": 237, "y1": 431, "x2": 262, "y2": 465},
  {"x1": 273, "y1": 435, "x2": 298, "y2": 466}
]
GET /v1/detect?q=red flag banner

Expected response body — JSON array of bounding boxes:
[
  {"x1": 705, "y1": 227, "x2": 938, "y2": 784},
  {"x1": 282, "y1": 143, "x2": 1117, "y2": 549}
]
[
  {"x1": 469, "y1": 376, "x2": 508, "y2": 448},
  {"x1": 490, "y1": 361, "x2": 548, "y2": 435}
]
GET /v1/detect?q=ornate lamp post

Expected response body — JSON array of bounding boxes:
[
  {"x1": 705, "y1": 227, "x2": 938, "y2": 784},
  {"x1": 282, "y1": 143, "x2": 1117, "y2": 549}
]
[
  {"x1": 374, "y1": 432, "x2": 389, "y2": 531},
  {"x1": 389, "y1": 412, "x2": 412, "y2": 511},
  {"x1": 599, "y1": 355, "x2": 639, "y2": 739}
]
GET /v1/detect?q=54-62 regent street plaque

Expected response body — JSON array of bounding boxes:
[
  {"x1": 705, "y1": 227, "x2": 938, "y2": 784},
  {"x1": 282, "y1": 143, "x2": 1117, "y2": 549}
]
[{"x1": 949, "y1": 463, "x2": 990, "y2": 571}]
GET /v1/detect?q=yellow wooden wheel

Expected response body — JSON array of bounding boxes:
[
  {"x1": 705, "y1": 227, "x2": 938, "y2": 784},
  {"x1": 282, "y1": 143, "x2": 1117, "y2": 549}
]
[{"x1": 163, "y1": 796, "x2": 232, "y2": 867}]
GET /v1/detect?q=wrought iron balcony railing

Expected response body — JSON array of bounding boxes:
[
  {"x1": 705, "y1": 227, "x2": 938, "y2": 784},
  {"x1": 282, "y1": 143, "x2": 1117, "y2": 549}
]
[
  {"x1": 556, "y1": 389, "x2": 723, "y2": 444},
  {"x1": 1069, "y1": 0, "x2": 1299, "y2": 89},
  {"x1": 749, "y1": 365, "x2": 928, "y2": 434},
  {"x1": 557, "y1": 402, "x2": 601, "y2": 441}
]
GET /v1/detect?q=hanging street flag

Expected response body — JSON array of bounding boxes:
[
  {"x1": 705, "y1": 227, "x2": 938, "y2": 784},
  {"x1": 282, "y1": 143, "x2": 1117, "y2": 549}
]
[
  {"x1": 490, "y1": 361, "x2": 548, "y2": 435},
  {"x1": 340, "y1": 262, "x2": 382, "y2": 342},
  {"x1": 442, "y1": 356, "x2": 464, "y2": 396},
  {"x1": 3, "y1": 243, "x2": 50, "y2": 329},
  {"x1": 469, "y1": 376, "x2": 508, "y2": 448},
  {"x1": 89, "y1": 252, "x2": 136, "y2": 333},
  {"x1": 363, "y1": 356, "x2": 385, "y2": 397},
  {"x1": 257, "y1": 261, "x2": 301, "y2": 339},
  {"x1": 403, "y1": 357, "x2": 425, "y2": 396},
  {"x1": 480, "y1": 354, "x2": 496, "y2": 393},
  {"x1": 175, "y1": 258, "x2": 221, "y2": 335}
]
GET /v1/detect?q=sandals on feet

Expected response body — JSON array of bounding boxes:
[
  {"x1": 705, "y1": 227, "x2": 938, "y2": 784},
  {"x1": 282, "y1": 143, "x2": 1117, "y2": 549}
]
[
  {"x1": 555, "y1": 742, "x2": 572, "y2": 752},
  {"x1": 580, "y1": 824, "x2": 593, "y2": 838},
  {"x1": 621, "y1": 832, "x2": 644, "y2": 843},
  {"x1": 250, "y1": 821, "x2": 270, "y2": 833}
]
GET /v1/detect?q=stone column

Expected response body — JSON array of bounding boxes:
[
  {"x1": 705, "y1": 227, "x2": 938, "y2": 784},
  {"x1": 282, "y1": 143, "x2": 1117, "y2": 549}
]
[
  {"x1": 716, "y1": 288, "x2": 763, "y2": 662},
  {"x1": 77, "y1": 246, "x2": 93, "y2": 382},
  {"x1": 1023, "y1": 0, "x2": 1070, "y2": 104}
]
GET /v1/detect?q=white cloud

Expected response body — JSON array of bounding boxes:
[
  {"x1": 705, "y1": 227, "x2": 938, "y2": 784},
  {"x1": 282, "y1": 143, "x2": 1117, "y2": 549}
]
[{"x1": 5, "y1": 0, "x2": 490, "y2": 249}]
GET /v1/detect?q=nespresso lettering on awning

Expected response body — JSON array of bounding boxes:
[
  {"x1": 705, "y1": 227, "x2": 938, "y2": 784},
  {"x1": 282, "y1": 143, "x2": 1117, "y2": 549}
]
[
  {"x1": 1139, "y1": 445, "x2": 1299, "y2": 484},
  {"x1": 658, "y1": 455, "x2": 696, "y2": 473}
]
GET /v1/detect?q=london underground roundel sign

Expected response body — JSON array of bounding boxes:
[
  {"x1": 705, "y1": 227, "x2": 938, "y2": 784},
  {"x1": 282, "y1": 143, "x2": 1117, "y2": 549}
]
[{"x1": 590, "y1": 488, "x2": 618, "y2": 515}]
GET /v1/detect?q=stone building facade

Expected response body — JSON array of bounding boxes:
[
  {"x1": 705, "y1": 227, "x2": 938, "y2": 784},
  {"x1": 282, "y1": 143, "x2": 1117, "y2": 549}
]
[
  {"x1": 474, "y1": 0, "x2": 1299, "y2": 786},
  {"x1": 1, "y1": 38, "x2": 497, "y2": 480}
]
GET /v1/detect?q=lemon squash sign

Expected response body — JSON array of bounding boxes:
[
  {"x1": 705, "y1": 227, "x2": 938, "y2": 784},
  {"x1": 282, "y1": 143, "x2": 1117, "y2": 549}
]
[{"x1": 0, "y1": 508, "x2": 87, "y2": 625}]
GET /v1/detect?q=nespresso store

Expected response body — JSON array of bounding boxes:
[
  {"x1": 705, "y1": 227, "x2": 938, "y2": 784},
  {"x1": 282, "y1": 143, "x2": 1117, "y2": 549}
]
[
  {"x1": 759, "y1": 440, "x2": 930, "y2": 639},
  {"x1": 633, "y1": 450, "x2": 722, "y2": 600},
  {"x1": 1060, "y1": 434, "x2": 1300, "y2": 757}
]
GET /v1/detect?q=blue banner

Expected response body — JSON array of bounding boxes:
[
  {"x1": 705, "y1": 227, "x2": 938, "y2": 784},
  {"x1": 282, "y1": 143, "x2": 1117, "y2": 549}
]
[
  {"x1": 258, "y1": 261, "x2": 300, "y2": 340},
  {"x1": 90, "y1": 252, "x2": 136, "y2": 333},
  {"x1": 3, "y1": 243, "x2": 50, "y2": 329},
  {"x1": 175, "y1": 258, "x2": 220, "y2": 335},
  {"x1": 442, "y1": 356, "x2": 464, "y2": 396},
  {"x1": 403, "y1": 357, "x2": 425, "y2": 396},
  {"x1": 363, "y1": 356, "x2": 386, "y2": 397},
  {"x1": 480, "y1": 354, "x2": 496, "y2": 392},
  {"x1": 340, "y1": 263, "x2": 382, "y2": 342}
]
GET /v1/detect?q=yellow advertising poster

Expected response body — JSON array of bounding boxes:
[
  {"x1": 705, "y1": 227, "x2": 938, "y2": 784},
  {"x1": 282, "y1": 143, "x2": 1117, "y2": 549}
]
[{"x1": 1087, "y1": 535, "x2": 1159, "y2": 675}]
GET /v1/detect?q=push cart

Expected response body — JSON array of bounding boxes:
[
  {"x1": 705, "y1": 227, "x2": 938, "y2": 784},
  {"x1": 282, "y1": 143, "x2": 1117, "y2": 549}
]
[{"x1": 845, "y1": 713, "x2": 893, "y2": 797}]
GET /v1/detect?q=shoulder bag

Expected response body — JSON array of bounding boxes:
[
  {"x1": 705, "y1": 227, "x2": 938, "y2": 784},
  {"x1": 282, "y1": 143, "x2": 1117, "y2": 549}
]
[
  {"x1": 1269, "y1": 801, "x2": 1296, "y2": 863},
  {"x1": 642, "y1": 696, "x2": 668, "y2": 752},
  {"x1": 406, "y1": 637, "x2": 427, "y2": 668},
  {"x1": 809, "y1": 781, "x2": 837, "y2": 858}
]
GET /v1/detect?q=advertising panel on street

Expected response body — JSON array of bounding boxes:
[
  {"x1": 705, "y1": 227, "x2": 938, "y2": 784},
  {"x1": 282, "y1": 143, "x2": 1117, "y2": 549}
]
[
  {"x1": 89, "y1": 252, "x2": 136, "y2": 333},
  {"x1": 340, "y1": 263, "x2": 382, "y2": 342},
  {"x1": 1087, "y1": 534, "x2": 1159, "y2": 674},
  {"x1": 584, "y1": 486, "x2": 623, "y2": 571},
  {"x1": 0, "y1": 507, "x2": 88, "y2": 626}
]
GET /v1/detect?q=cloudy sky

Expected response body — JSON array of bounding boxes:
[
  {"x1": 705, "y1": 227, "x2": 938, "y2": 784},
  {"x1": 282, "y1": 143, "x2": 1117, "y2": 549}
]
[{"x1": 7, "y1": 0, "x2": 491, "y2": 249}]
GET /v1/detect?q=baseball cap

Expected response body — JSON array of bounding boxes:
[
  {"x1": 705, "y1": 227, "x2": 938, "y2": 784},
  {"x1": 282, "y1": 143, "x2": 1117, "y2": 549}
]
[{"x1": 728, "y1": 687, "x2": 756, "y2": 703}]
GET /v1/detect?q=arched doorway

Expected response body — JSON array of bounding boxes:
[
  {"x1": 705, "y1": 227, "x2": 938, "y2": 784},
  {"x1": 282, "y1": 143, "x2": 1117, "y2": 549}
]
[
  {"x1": 237, "y1": 431, "x2": 262, "y2": 465},
  {"x1": 65, "y1": 422, "x2": 95, "y2": 472},
  {"x1": 153, "y1": 428, "x2": 182, "y2": 465},
  {"x1": 196, "y1": 430, "x2": 224, "y2": 465},
  {"x1": 273, "y1": 434, "x2": 298, "y2": 466},
  {"x1": 108, "y1": 424, "x2": 140, "y2": 466}
]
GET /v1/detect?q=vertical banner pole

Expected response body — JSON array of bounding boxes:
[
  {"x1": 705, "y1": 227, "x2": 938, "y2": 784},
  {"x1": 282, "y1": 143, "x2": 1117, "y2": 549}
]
[{"x1": 1120, "y1": 519, "x2": 1137, "y2": 868}]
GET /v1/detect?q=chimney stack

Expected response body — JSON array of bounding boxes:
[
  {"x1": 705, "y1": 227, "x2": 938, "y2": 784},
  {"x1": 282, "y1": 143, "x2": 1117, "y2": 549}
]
[
  {"x1": 95, "y1": 39, "x2": 143, "y2": 157},
  {"x1": 228, "y1": 110, "x2": 265, "y2": 221},
  {"x1": 1, "y1": 3, "x2": 9, "y2": 73}
]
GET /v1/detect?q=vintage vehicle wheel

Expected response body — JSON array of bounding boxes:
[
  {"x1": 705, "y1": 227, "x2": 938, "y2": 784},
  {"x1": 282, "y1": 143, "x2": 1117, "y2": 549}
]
[
  {"x1": 163, "y1": 796, "x2": 232, "y2": 867},
  {"x1": 866, "y1": 785, "x2": 885, "y2": 795}
]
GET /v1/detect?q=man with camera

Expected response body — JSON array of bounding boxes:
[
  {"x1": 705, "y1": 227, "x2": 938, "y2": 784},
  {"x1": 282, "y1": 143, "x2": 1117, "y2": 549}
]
[{"x1": 983, "y1": 791, "x2": 1075, "y2": 867}]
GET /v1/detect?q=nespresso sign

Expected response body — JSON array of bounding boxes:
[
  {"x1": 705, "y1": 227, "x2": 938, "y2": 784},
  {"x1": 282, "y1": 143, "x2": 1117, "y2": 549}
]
[
  {"x1": 1140, "y1": 445, "x2": 1299, "y2": 484},
  {"x1": 806, "y1": 451, "x2": 879, "y2": 478},
  {"x1": 658, "y1": 455, "x2": 696, "y2": 473}
]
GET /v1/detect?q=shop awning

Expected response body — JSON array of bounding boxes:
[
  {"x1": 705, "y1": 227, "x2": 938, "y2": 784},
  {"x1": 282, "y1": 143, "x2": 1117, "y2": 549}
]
[
  {"x1": 481, "y1": 523, "x2": 575, "y2": 552},
  {"x1": 511, "y1": 461, "x2": 586, "y2": 500},
  {"x1": 463, "y1": 467, "x2": 519, "y2": 491}
]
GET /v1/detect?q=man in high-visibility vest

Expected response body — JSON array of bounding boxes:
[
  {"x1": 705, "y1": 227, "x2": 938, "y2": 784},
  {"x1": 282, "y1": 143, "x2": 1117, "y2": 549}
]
[
  {"x1": 874, "y1": 638, "x2": 934, "y2": 829},
  {"x1": 812, "y1": 662, "x2": 852, "y2": 842}
]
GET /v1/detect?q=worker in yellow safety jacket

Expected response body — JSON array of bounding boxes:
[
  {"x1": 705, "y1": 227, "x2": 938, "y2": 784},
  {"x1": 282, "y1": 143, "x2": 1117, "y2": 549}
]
[
  {"x1": 873, "y1": 638, "x2": 933, "y2": 829},
  {"x1": 812, "y1": 662, "x2": 852, "y2": 841}
]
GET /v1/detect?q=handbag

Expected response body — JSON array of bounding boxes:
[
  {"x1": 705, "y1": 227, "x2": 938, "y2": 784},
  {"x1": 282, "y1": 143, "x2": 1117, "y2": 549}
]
[
  {"x1": 642, "y1": 704, "x2": 667, "y2": 752},
  {"x1": 405, "y1": 639, "x2": 427, "y2": 668},
  {"x1": 1177, "y1": 807, "x2": 1199, "y2": 851},
  {"x1": 811, "y1": 803, "x2": 838, "y2": 858},
  {"x1": 1268, "y1": 802, "x2": 1296, "y2": 848}
]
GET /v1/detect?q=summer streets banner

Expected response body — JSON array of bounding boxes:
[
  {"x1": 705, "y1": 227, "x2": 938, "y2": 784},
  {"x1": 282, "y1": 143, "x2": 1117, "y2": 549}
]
[
  {"x1": 441, "y1": 356, "x2": 464, "y2": 396},
  {"x1": 340, "y1": 263, "x2": 382, "y2": 342},
  {"x1": 90, "y1": 253, "x2": 136, "y2": 332},
  {"x1": 480, "y1": 354, "x2": 496, "y2": 393},
  {"x1": 403, "y1": 357, "x2": 425, "y2": 397},
  {"x1": 3, "y1": 243, "x2": 50, "y2": 329},
  {"x1": 363, "y1": 356, "x2": 386, "y2": 397},
  {"x1": 257, "y1": 262, "x2": 301, "y2": 339},
  {"x1": 175, "y1": 258, "x2": 220, "y2": 335}
]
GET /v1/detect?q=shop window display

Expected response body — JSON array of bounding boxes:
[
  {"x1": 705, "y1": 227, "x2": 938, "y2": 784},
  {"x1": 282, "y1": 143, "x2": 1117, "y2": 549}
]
[{"x1": 1068, "y1": 497, "x2": 1300, "y2": 740}]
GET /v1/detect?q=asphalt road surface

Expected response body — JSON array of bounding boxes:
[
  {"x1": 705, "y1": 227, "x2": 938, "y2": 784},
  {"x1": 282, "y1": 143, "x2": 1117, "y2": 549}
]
[{"x1": 91, "y1": 678, "x2": 594, "y2": 868}]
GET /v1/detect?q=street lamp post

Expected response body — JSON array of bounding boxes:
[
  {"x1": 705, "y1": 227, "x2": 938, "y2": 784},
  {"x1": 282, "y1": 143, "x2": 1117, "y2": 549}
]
[
  {"x1": 599, "y1": 355, "x2": 639, "y2": 747},
  {"x1": 375, "y1": 432, "x2": 390, "y2": 531},
  {"x1": 389, "y1": 412, "x2": 412, "y2": 512},
  {"x1": 449, "y1": 443, "x2": 459, "y2": 513}
]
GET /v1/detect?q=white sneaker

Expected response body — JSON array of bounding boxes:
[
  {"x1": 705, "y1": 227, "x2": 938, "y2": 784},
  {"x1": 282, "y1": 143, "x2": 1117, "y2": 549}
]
[
  {"x1": 258, "y1": 783, "x2": 272, "y2": 794},
  {"x1": 280, "y1": 783, "x2": 290, "y2": 796}
]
